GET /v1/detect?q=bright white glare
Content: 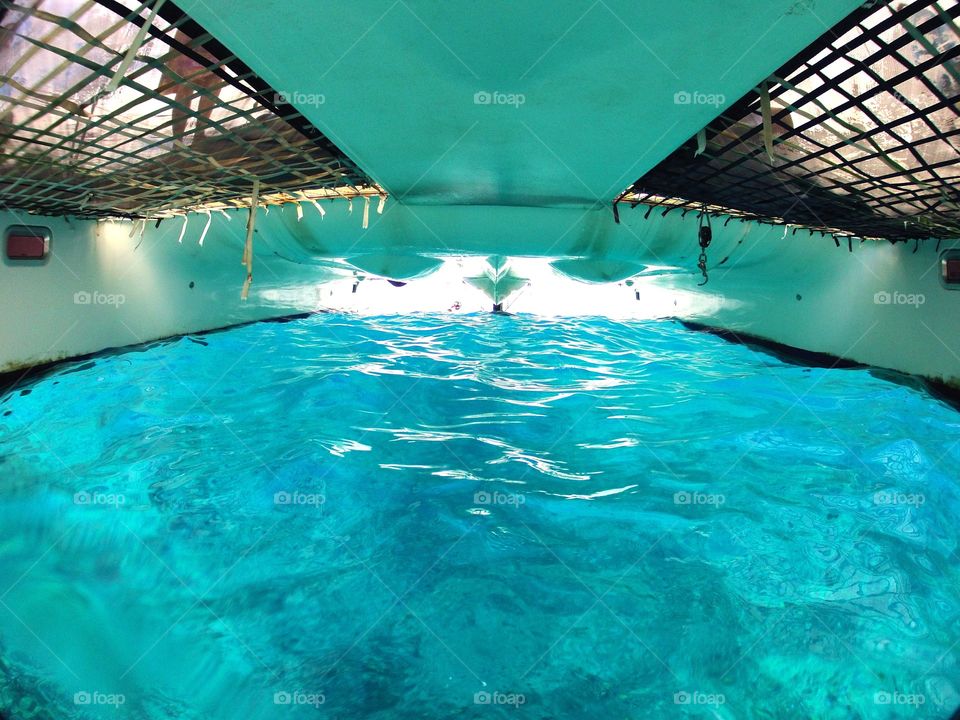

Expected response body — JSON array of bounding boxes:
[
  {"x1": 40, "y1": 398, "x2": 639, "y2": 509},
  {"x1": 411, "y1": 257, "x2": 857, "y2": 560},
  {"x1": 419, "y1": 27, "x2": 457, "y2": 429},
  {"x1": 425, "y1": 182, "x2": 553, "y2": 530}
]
[{"x1": 296, "y1": 257, "x2": 730, "y2": 319}]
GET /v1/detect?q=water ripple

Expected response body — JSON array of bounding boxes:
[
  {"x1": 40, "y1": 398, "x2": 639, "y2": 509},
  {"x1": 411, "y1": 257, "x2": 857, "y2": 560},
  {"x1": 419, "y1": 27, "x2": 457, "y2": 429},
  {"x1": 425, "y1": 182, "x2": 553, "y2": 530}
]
[{"x1": 0, "y1": 313, "x2": 957, "y2": 719}]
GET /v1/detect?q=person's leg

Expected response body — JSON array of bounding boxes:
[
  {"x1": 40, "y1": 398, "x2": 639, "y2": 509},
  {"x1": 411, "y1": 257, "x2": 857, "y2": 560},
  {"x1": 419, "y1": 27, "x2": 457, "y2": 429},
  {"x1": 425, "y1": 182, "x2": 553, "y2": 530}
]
[
  {"x1": 192, "y1": 76, "x2": 219, "y2": 143},
  {"x1": 171, "y1": 84, "x2": 193, "y2": 141}
]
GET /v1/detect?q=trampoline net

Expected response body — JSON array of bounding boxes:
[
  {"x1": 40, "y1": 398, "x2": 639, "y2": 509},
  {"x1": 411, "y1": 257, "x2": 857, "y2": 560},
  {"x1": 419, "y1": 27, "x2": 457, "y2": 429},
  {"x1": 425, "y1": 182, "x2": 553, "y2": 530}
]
[
  {"x1": 620, "y1": 0, "x2": 960, "y2": 241},
  {"x1": 0, "y1": 0, "x2": 376, "y2": 219}
]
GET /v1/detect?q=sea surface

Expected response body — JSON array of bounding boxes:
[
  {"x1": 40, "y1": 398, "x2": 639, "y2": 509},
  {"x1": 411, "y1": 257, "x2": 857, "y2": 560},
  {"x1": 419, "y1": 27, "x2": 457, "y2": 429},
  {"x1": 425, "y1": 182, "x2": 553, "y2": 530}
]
[{"x1": 0, "y1": 314, "x2": 958, "y2": 719}]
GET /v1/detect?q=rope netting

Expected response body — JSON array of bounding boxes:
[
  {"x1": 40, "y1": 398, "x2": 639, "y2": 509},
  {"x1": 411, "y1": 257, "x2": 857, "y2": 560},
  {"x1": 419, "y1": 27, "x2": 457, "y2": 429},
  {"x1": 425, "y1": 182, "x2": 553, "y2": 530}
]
[
  {"x1": 0, "y1": 0, "x2": 376, "y2": 219},
  {"x1": 619, "y1": 0, "x2": 960, "y2": 242}
]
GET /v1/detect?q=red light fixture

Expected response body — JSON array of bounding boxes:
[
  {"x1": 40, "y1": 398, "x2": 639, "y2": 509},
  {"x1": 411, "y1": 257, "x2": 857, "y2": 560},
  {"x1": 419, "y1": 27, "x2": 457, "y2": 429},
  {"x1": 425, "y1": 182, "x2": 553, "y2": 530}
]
[
  {"x1": 5, "y1": 226, "x2": 50, "y2": 260},
  {"x1": 941, "y1": 251, "x2": 960, "y2": 288}
]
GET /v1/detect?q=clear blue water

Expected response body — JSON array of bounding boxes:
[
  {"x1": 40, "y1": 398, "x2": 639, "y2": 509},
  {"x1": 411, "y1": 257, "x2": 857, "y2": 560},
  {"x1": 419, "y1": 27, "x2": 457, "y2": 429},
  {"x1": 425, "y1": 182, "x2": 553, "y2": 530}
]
[{"x1": 0, "y1": 314, "x2": 958, "y2": 719}]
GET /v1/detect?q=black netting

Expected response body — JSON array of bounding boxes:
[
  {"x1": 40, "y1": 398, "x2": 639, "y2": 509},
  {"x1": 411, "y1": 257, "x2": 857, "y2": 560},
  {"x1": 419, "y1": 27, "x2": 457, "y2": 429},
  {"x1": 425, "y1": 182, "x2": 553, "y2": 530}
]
[
  {"x1": 0, "y1": 0, "x2": 375, "y2": 219},
  {"x1": 619, "y1": 0, "x2": 960, "y2": 241}
]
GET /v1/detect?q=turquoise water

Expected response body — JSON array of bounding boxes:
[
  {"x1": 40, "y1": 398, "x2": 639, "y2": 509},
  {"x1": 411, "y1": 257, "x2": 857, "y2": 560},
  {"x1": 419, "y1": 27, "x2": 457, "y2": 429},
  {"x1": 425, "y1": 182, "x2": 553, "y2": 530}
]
[{"x1": 0, "y1": 314, "x2": 958, "y2": 719}]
